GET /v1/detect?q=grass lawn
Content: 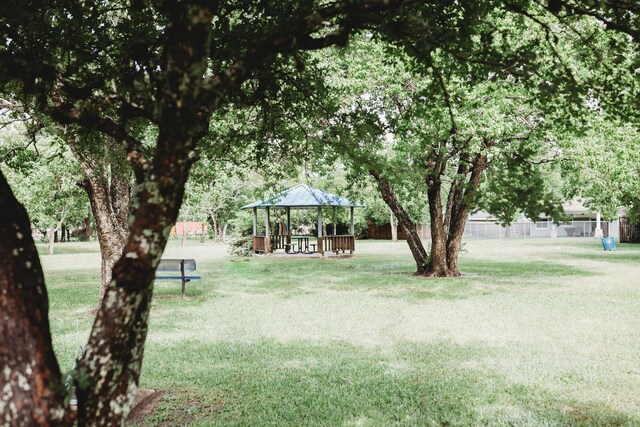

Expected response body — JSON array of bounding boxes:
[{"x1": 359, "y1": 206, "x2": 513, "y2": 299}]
[{"x1": 43, "y1": 237, "x2": 640, "y2": 426}]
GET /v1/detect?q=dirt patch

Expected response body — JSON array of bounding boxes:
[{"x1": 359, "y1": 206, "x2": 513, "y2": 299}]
[
  {"x1": 126, "y1": 389, "x2": 163, "y2": 426},
  {"x1": 156, "y1": 396, "x2": 225, "y2": 427},
  {"x1": 126, "y1": 388, "x2": 225, "y2": 426}
]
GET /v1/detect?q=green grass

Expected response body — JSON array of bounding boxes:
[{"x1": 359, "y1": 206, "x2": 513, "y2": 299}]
[{"x1": 45, "y1": 237, "x2": 640, "y2": 426}]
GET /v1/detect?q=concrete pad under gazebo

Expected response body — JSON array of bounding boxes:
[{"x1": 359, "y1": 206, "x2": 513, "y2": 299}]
[{"x1": 241, "y1": 184, "x2": 364, "y2": 256}]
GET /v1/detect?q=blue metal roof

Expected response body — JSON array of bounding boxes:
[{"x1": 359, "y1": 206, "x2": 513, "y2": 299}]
[{"x1": 242, "y1": 184, "x2": 364, "y2": 209}]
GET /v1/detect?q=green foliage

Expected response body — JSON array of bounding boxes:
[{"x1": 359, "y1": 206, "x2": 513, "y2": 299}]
[
  {"x1": 226, "y1": 234, "x2": 252, "y2": 257},
  {"x1": 2, "y1": 128, "x2": 88, "y2": 234},
  {"x1": 479, "y1": 141, "x2": 565, "y2": 225},
  {"x1": 561, "y1": 115, "x2": 640, "y2": 221},
  {"x1": 313, "y1": 34, "x2": 569, "y2": 229}
]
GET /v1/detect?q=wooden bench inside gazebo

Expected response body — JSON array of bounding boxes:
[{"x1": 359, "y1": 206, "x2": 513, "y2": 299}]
[{"x1": 242, "y1": 184, "x2": 364, "y2": 256}]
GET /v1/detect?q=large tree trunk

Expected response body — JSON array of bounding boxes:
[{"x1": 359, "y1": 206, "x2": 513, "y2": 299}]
[
  {"x1": 0, "y1": 170, "x2": 73, "y2": 426},
  {"x1": 426, "y1": 179, "x2": 455, "y2": 276},
  {"x1": 76, "y1": 143, "x2": 198, "y2": 426},
  {"x1": 371, "y1": 171, "x2": 428, "y2": 274}
]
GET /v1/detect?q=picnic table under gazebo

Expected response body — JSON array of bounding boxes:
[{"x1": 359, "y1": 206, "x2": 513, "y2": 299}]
[{"x1": 242, "y1": 184, "x2": 364, "y2": 256}]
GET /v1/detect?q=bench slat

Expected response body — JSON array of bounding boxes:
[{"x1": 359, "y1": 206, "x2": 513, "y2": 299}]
[
  {"x1": 155, "y1": 275, "x2": 201, "y2": 280},
  {"x1": 156, "y1": 258, "x2": 197, "y2": 271}
]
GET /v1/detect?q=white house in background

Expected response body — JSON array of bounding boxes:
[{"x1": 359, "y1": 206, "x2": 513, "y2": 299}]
[{"x1": 465, "y1": 198, "x2": 619, "y2": 239}]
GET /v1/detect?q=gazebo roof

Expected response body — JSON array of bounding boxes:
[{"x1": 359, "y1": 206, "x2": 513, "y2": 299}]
[{"x1": 242, "y1": 184, "x2": 364, "y2": 209}]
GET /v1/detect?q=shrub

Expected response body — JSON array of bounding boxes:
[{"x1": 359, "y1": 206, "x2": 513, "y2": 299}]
[{"x1": 227, "y1": 234, "x2": 252, "y2": 257}]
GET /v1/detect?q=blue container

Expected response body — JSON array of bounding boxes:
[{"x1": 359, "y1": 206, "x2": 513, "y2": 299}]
[{"x1": 601, "y1": 237, "x2": 615, "y2": 251}]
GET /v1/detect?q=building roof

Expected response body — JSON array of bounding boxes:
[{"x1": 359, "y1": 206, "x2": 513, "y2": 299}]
[{"x1": 242, "y1": 184, "x2": 364, "y2": 209}]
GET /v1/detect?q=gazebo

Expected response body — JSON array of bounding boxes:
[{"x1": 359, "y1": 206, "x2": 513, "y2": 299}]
[{"x1": 242, "y1": 184, "x2": 364, "y2": 255}]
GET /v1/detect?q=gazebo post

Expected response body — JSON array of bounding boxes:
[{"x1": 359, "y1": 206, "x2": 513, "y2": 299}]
[
  {"x1": 333, "y1": 207, "x2": 337, "y2": 236},
  {"x1": 350, "y1": 206, "x2": 355, "y2": 254},
  {"x1": 350, "y1": 206, "x2": 354, "y2": 235},
  {"x1": 252, "y1": 207, "x2": 257, "y2": 236},
  {"x1": 317, "y1": 206, "x2": 324, "y2": 255},
  {"x1": 265, "y1": 206, "x2": 271, "y2": 253},
  {"x1": 252, "y1": 207, "x2": 258, "y2": 254},
  {"x1": 286, "y1": 207, "x2": 291, "y2": 238}
]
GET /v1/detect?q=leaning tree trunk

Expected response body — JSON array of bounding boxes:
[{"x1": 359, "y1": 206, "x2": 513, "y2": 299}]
[
  {"x1": 371, "y1": 171, "x2": 429, "y2": 274},
  {"x1": 0, "y1": 170, "x2": 74, "y2": 426},
  {"x1": 75, "y1": 5, "x2": 213, "y2": 424},
  {"x1": 75, "y1": 151, "x2": 130, "y2": 303},
  {"x1": 76, "y1": 139, "x2": 199, "y2": 426},
  {"x1": 444, "y1": 152, "x2": 488, "y2": 275}
]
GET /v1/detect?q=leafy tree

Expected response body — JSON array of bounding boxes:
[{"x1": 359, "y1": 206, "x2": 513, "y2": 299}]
[
  {"x1": 312, "y1": 33, "x2": 567, "y2": 276},
  {"x1": 183, "y1": 159, "x2": 262, "y2": 243},
  {"x1": 562, "y1": 115, "x2": 640, "y2": 221},
  {"x1": 0, "y1": 1, "x2": 409, "y2": 424},
  {"x1": 1, "y1": 126, "x2": 88, "y2": 254}
]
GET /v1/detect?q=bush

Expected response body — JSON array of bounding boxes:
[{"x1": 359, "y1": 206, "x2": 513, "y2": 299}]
[{"x1": 227, "y1": 234, "x2": 252, "y2": 257}]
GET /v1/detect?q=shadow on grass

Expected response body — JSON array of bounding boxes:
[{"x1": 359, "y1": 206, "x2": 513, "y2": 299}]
[
  {"x1": 461, "y1": 259, "x2": 593, "y2": 279},
  {"x1": 36, "y1": 242, "x2": 101, "y2": 255},
  {"x1": 565, "y1": 251, "x2": 640, "y2": 264},
  {"x1": 139, "y1": 340, "x2": 639, "y2": 427},
  {"x1": 211, "y1": 255, "x2": 593, "y2": 301}
]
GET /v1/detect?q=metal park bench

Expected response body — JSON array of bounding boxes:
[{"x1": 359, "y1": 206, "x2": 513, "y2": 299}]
[{"x1": 155, "y1": 259, "x2": 201, "y2": 300}]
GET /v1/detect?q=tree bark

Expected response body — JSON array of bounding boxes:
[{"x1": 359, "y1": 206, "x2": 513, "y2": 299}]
[
  {"x1": 83, "y1": 216, "x2": 91, "y2": 241},
  {"x1": 370, "y1": 171, "x2": 428, "y2": 274},
  {"x1": 73, "y1": 141, "x2": 131, "y2": 303},
  {"x1": 426, "y1": 178, "x2": 455, "y2": 276},
  {"x1": 0, "y1": 170, "x2": 73, "y2": 426},
  {"x1": 76, "y1": 140, "x2": 199, "y2": 426},
  {"x1": 445, "y1": 152, "x2": 488, "y2": 274}
]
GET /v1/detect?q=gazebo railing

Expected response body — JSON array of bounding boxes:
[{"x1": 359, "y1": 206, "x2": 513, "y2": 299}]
[
  {"x1": 252, "y1": 236, "x2": 270, "y2": 253},
  {"x1": 270, "y1": 234, "x2": 290, "y2": 250},
  {"x1": 320, "y1": 235, "x2": 355, "y2": 254}
]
